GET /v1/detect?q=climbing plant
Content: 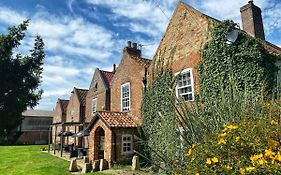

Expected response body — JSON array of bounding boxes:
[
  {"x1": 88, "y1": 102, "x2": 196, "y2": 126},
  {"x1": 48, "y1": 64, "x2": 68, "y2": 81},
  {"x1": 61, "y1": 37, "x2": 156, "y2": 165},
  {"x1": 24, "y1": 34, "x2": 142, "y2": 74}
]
[
  {"x1": 198, "y1": 20, "x2": 279, "y2": 98},
  {"x1": 140, "y1": 48, "x2": 181, "y2": 173},
  {"x1": 140, "y1": 20, "x2": 281, "y2": 173}
]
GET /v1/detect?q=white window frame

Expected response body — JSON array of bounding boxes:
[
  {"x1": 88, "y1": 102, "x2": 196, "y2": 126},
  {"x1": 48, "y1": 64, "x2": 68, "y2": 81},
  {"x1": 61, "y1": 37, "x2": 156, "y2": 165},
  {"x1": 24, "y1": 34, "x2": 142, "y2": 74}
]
[
  {"x1": 121, "y1": 134, "x2": 133, "y2": 154},
  {"x1": 70, "y1": 110, "x2": 74, "y2": 122},
  {"x1": 175, "y1": 68, "x2": 195, "y2": 101},
  {"x1": 121, "y1": 82, "x2": 130, "y2": 112},
  {"x1": 92, "y1": 98, "x2": 97, "y2": 113}
]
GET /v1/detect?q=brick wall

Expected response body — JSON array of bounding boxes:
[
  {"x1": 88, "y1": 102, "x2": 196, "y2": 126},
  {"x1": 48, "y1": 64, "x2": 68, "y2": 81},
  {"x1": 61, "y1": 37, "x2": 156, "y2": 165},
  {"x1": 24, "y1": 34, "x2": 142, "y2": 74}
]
[
  {"x1": 53, "y1": 101, "x2": 63, "y2": 124},
  {"x1": 85, "y1": 69, "x2": 110, "y2": 123},
  {"x1": 88, "y1": 118, "x2": 137, "y2": 164},
  {"x1": 110, "y1": 48, "x2": 147, "y2": 122},
  {"x1": 149, "y1": 2, "x2": 215, "y2": 93},
  {"x1": 89, "y1": 119, "x2": 112, "y2": 163},
  {"x1": 66, "y1": 89, "x2": 82, "y2": 123}
]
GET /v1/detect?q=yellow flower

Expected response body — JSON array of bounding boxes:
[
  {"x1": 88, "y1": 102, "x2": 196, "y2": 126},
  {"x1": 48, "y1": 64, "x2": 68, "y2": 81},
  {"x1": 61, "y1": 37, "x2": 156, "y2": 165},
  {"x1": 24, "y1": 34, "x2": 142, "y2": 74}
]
[
  {"x1": 219, "y1": 132, "x2": 227, "y2": 137},
  {"x1": 257, "y1": 158, "x2": 266, "y2": 165},
  {"x1": 218, "y1": 138, "x2": 226, "y2": 145},
  {"x1": 264, "y1": 149, "x2": 275, "y2": 157},
  {"x1": 250, "y1": 153, "x2": 263, "y2": 161},
  {"x1": 206, "y1": 158, "x2": 212, "y2": 165},
  {"x1": 235, "y1": 136, "x2": 240, "y2": 142},
  {"x1": 211, "y1": 157, "x2": 219, "y2": 163},
  {"x1": 268, "y1": 139, "x2": 278, "y2": 148},
  {"x1": 226, "y1": 124, "x2": 238, "y2": 130},
  {"x1": 185, "y1": 148, "x2": 192, "y2": 157},
  {"x1": 271, "y1": 120, "x2": 278, "y2": 125},
  {"x1": 239, "y1": 168, "x2": 245, "y2": 175},
  {"x1": 246, "y1": 166, "x2": 255, "y2": 172},
  {"x1": 192, "y1": 144, "x2": 196, "y2": 148},
  {"x1": 276, "y1": 152, "x2": 281, "y2": 162},
  {"x1": 225, "y1": 165, "x2": 232, "y2": 170},
  {"x1": 191, "y1": 157, "x2": 195, "y2": 161},
  {"x1": 195, "y1": 173, "x2": 199, "y2": 175}
]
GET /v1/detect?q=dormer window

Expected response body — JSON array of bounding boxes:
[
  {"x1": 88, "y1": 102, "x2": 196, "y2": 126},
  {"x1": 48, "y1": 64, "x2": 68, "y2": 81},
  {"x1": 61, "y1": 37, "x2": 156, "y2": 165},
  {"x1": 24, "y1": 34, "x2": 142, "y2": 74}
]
[
  {"x1": 92, "y1": 98, "x2": 97, "y2": 113},
  {"x1": 121, "y1": 82, "x2": 130, "y2": 112}
]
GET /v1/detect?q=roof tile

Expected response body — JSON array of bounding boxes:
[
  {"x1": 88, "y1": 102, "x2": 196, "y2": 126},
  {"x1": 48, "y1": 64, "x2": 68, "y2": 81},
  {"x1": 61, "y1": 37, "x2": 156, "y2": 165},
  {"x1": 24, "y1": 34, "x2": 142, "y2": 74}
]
[
  {"x1": 98, "y1": 111, "x2": 137, "y2": 128},
  {"x1": 100, "y1": 70, "x2": 115, "y2": 88},
  {"x1": 75, "y1": 88, "x2": 88, "y2": 106}
]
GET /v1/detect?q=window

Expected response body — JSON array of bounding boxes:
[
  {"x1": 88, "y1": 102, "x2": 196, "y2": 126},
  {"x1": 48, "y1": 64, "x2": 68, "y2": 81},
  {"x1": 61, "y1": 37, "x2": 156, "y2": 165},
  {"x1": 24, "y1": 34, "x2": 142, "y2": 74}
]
[
  {"x1": 175, "y1": 68, "x2": 195, "y2": 101},
  {"x1": 122, "y1": 135, "x2": 133, "y2": 154},
  {"x1": 121, "y1": 82, "x2": 130, "y2": 112},
  {"x1": 92, "y1": 98, "x2": 97, "y2": 113},
  {"x1": 70, "y1": 110, "x2": 74, "y2": 122}
]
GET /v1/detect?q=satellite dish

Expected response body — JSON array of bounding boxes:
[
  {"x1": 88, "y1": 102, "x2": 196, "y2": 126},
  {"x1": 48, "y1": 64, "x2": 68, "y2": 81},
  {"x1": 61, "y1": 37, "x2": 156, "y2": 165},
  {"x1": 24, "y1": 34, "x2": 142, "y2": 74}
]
[{"x1": 225, "y1": 30, "x2": 238, "y2": 44}]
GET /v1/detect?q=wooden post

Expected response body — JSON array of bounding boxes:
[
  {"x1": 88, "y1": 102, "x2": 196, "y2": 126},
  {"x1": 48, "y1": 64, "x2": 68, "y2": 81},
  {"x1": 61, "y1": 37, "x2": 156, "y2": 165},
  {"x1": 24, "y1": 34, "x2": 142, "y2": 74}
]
[
  {"x1": 74, "y1": 126, "x2": 77, "y2": 145},
  {"x1": 48, "y1": 126, "x2": 52, "y2": 153},
  {"x1": 60, "y1": 133, "x2": 63, "y2": 157},
  {"x1": 54, "y1": 126, "x2": 57, "y2": 154}
]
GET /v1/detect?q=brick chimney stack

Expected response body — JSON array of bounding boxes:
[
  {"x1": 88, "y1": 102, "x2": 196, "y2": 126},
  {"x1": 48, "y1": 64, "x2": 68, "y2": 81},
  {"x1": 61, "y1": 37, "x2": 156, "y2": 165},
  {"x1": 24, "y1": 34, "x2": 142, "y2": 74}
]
[
  {"x1": 125, "y1": 41, "x2": 141, "y2": 57},
  {"x1": 240, "y1": 0, "x2": 265, "y2": 40}
]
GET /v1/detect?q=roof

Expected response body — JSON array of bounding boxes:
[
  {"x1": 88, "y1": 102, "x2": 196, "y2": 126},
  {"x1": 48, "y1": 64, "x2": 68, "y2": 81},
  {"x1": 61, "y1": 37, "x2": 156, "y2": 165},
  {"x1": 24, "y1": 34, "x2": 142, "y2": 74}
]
[
  {"x1": 100, "y1": 70, "x2": 115, "y2": 88},
  {"x1": 135, "y1": 57, "x2": 151, "y2": 67},
  {"x1": 59, "y1": 99, "x2": 69, "y2": 114},
  {"x1": 87, "y1": 111, "x2": 138, "y2": 129},
  {"x1": 75, "y1": 88, "x2": 88, "y2": 106},
  {"x1": 22, "y1": 109, "x2": 53, "y2": 117}
]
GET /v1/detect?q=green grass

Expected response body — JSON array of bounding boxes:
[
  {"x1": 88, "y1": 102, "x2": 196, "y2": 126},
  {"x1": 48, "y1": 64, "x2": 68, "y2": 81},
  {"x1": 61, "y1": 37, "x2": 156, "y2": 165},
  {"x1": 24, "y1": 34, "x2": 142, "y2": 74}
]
[{"x1": 0, "y1": 145, "x2": 112, "y2": 175}]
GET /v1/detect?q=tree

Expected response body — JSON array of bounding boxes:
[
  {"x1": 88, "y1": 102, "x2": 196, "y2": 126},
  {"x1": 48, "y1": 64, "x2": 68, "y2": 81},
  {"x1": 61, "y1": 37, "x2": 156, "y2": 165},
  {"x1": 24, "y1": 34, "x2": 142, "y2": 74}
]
[{"x1": 0, "y1": 20, "x2": 45, "y2": 144}]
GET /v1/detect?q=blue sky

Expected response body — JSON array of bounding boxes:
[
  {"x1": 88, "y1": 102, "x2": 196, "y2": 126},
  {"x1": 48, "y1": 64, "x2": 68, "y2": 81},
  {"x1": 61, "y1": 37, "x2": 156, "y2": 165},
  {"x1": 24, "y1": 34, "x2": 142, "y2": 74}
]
[{"x1": 0, "y1": 0, "x2": 280, "y2": 110}]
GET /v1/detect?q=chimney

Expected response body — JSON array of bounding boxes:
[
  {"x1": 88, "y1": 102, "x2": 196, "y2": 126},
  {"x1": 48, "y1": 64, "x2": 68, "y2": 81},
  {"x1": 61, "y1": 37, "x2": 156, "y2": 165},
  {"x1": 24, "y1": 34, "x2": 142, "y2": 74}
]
[
  {"x1": 113, "y1": 64, "x2": 116, "y2": 73},
  {"x1": 132, "y1": 42, "x2": 138, "y2": 49},
  {"x1": 127, "y1": 41, "x2": 132, "y2": 48},
  {"x1": 124, "y1": 41, "x2": 141, "y2": 57},
  {"x1": 240, "y1": 0, "x2": 265, "y2": 40}
]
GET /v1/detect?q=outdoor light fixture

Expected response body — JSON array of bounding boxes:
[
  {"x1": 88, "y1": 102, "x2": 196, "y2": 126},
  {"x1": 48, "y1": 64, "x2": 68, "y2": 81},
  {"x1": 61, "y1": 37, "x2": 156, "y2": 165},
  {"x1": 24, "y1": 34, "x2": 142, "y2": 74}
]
[{"x1": 225, "y1": 30, "x2": 239, "y2": 44}]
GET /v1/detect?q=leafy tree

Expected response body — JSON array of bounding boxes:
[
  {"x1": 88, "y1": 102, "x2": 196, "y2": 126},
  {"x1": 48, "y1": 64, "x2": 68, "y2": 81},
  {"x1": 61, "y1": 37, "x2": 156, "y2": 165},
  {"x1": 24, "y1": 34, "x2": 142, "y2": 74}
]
[{"x1": 0, "y1": 20, "x2": 45, "y2": 144}]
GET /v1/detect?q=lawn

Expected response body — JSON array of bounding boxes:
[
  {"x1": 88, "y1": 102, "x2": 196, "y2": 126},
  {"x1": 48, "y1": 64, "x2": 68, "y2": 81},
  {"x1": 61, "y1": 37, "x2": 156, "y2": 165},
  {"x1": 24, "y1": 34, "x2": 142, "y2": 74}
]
[{"x1": 0, "y1": 145, "x2": 112, "y2": 175}]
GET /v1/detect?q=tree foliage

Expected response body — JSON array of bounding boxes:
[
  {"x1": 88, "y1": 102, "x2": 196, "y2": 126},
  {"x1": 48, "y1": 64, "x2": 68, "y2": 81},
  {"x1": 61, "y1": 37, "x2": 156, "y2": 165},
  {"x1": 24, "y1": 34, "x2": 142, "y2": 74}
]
[{"x1": 0, "y1": 20, "x2": 44, "y2": 143}]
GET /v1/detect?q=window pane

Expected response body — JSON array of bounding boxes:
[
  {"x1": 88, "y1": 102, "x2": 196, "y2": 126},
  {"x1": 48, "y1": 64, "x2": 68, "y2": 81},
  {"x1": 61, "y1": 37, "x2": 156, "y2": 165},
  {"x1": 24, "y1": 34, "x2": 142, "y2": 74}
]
[{"x1": 176, "y1": 69, "x2": 194, "y2": 101}]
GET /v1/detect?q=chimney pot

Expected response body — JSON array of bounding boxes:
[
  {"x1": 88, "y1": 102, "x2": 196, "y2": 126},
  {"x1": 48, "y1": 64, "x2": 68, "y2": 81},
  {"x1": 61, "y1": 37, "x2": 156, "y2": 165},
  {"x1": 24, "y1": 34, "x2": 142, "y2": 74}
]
[
  {"x1": 127, "y1": 41, "x2": 132, "y2": 48},
  {"x1": 248, "y1": 0, "x2": 253, "y2": 4},
  {"x1": 132, "y1": 42, "x2": 137, "y2": 49},
  {"x1": 113, "y1": 64, "x2": 116, "y2": 72}
]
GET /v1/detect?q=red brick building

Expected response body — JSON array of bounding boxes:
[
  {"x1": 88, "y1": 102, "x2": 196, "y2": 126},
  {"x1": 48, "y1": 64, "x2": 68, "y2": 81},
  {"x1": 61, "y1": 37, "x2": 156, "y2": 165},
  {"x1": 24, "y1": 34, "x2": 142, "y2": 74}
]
[
  {"x1": 51, "y1": 99, "x2": 69, "y2": 145},
  {"x1": 87, "y1": 43, "x2": 151, "y2": 165},
  {"x1": 149, "y1": 1, "x2": 281, "y2": 103},
  {"x1": 50, "y1": 0, "x2": 281, "y2": 166}
]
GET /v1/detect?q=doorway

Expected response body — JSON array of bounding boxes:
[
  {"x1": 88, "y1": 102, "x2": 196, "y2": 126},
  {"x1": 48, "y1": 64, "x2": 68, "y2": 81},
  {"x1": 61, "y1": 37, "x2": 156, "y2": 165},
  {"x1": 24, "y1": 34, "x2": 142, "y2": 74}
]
[{"x1": 94, "y1": 127, "x2": 105, "y2": 159}]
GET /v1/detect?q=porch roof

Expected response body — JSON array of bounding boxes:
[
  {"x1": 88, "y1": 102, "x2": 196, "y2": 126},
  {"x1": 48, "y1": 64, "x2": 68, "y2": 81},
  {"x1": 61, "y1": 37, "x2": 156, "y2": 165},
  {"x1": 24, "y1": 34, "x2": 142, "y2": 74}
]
[{"x1": 87, "y1": 111, "x2": 138, "y2": 129}]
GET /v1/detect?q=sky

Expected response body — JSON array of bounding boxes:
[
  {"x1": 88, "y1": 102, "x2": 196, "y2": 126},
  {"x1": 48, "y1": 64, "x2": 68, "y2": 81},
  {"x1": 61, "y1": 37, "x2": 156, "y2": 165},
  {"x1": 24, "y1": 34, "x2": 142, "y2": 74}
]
[{"x1": 0, "y1": 0, "x2": 280, "y2": 111}]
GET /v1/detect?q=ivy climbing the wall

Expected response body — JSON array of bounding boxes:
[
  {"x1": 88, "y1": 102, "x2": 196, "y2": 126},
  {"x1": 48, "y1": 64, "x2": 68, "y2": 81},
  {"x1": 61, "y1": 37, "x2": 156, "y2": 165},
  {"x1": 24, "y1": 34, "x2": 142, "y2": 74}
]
[
  {"x1": 198, "y1": 20, "x2": 279, "y2": 98},
  {"x1": 140, "y1": 48, "x2": 182, "y2": 173}
]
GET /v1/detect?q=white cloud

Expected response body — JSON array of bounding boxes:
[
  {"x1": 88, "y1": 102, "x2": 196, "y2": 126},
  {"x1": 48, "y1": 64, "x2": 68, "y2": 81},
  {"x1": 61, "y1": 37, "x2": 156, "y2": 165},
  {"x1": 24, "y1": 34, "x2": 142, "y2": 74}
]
[
  {"x1": 42, "y1": 89, "x2": 71, "y2": 98},
  {"x1": 86, "y1": 0, "x2": 175, "y2": 37},
  {"x1": 263, "y1": 3, "x2": 281, "y2": 35},
  {"x1": 0, "y1": 7, "x2": 26, "y2": 25}
]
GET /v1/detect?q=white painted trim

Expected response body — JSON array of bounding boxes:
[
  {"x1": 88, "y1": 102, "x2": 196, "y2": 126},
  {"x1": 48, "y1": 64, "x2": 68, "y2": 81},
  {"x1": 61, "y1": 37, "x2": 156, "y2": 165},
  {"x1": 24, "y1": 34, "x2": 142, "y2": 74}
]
[
  {"x1": 175, "y1": 68, "x2": 195, "y2": 101},
  {"x1": 121, "y1": 82, "x2": 131, "y2": 112},
  {"x1": 92, "y1": 98, "x2": 97, "y2": 113}
]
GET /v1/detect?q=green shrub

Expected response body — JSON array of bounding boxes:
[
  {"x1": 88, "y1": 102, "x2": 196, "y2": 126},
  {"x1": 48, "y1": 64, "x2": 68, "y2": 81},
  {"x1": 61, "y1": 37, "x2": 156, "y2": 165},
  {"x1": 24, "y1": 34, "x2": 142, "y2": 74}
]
[{"x1": 177, "y1": 113, "x2": 281, "y2": 175}]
